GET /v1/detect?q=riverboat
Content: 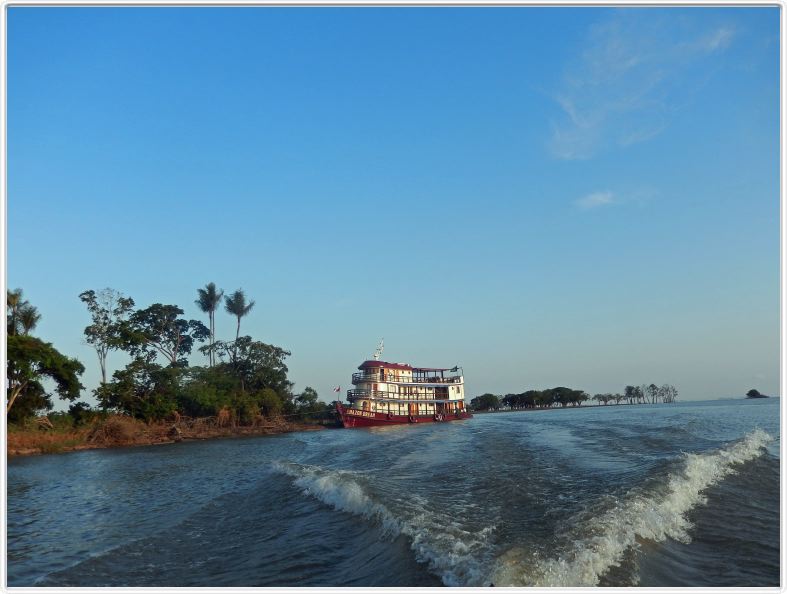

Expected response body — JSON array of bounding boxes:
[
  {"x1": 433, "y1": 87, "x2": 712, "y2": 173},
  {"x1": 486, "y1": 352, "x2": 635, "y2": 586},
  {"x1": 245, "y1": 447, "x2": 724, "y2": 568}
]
[{"x1": 335, "y1": 343, "x2": 471, "y2": 428}]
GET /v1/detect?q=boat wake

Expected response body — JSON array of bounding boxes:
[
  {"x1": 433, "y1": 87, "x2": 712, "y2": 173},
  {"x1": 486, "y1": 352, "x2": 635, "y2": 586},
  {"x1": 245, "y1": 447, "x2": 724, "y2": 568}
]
[
  {"x1": 271, "y1": 461, "x2": 494, "y2": 586},
  {"x1": 490, "y1": 428, "x2": 774, "y2": 587}
]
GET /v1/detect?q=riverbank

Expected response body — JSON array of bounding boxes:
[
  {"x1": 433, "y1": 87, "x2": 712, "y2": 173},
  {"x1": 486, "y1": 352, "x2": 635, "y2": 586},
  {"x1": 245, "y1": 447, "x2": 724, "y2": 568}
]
[
  {"x1": 7, "y1": 414, "x2": 327, "y2": 457},
  {"x1": 472, "y1": 403, "x2": 644, "y2": 414}
]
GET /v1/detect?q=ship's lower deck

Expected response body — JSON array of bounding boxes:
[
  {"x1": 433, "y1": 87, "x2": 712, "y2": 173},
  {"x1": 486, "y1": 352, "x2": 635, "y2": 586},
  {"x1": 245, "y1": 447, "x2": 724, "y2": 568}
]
[{"x1": 336, "y1": 402, "x2": 472, "y2": 427}]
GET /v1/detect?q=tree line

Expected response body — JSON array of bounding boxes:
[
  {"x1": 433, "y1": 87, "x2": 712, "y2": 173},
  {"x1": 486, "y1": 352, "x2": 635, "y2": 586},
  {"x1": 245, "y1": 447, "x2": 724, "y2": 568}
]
[
  {"x1": 470, "y1": 383, "x2": 678, "y2": 411},
  {"x1": 6, "y1": 285, "x2": 330, "y2": 426}
]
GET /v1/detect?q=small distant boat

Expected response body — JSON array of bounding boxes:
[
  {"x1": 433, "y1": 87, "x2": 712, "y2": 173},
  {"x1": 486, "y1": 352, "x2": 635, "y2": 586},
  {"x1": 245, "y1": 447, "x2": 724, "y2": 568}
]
[{"x1": 335, "y1": 341, "x2": 471, "y2": 428}]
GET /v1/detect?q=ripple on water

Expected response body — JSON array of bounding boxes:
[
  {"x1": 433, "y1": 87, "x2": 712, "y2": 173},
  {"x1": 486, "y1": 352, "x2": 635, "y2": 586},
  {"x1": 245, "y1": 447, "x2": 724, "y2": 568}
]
[{"x1": 7, "y1": 398, "x2": 781, "y2": 587}]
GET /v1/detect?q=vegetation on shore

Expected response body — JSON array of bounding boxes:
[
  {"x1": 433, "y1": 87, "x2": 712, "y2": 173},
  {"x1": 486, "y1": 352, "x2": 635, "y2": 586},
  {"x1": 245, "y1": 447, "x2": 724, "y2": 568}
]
[
  {"x1": 470, "y1": 383, "x2": 678, "y2": 411},
  {"x1": 7, "y1": 285, "x2": 335, "y2": 455},
  {"x1": 746, "y1": 389, "x2": 770, "y2": 399},
  {"x1": 7, "y1": 284, "x2": 688, "y2": 454},
  {"x1": 7, "y1": 410, "x2": 321, "y2": 457}
]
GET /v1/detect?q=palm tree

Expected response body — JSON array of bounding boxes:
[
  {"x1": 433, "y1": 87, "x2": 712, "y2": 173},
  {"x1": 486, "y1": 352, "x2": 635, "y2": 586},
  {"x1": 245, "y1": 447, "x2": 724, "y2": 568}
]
[
  {"x1": 19, "y1": 305, "x2": 41, "y2": 335},
  {"x1": 195, "y1": 282, "x2": 224, "y2": 366},
  {"x1": 224, "y1": 289, "x2": 255, "y2": 343},
  {"x1": 7, "y1": 288, "x2": 28, "y2": 336}
]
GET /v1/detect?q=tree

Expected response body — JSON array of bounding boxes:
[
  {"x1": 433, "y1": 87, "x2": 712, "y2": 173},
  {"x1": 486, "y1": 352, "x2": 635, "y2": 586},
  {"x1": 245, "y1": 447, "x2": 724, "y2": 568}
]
[
  {"x1": 7, "y1": 288, "x2": 26, "y2": 336},
  {"x1": 746, "y1": 388, "x2": 767, "y2": 399},
  {"x1": 213, "y1": 336, "x2": 293, "y2": 397},
  {"x1": 122, "y1": 304, "x2": 210, "y2": 367},
  {"x1": 6, "y1": 335, "x2": 84, "y2": 418},
  {"x1": 294, "y1": 387, "x2": 330, "y2": 420},
  {"x1": 68, "y1": 401, "x2": 94, "y2": 427},
  {"x1": 195, "y1": 282, "x2": 224, "y2": 367},
  {"x1": 523, "y1": 390, "x2": 544, "y2": 408},
  {"x1": 19, "y1": 305, "x2": 41, "y2": 335},
  {"x1": 178, "y1": 339, "x2": 297, "y2": 422},
  {"x1": 96, "y1": 358, "x2": 180, "y2": 421},
  {"x1": 470, "y1": 393, "x2": 500, "y2": 411},
  {"x1": 545, "y1": 386, "x2": 587, "y2": 407},
  {"x1": 257, "y1": 387, "x2": 283, "y2": 417},
  {"x1": 295, "y1": 387, "x2": 319, "y2": 411},
  {"x1": 177, "y1": 365, "x2": 238, "y2": 418},
  {"x1": 79, "y1": 289, "x2": 136, "y2": 384},
  {"x1": 624, "y1": 385, "x2": 636, "y2": 404},
  {"x1": 647, "y1": 383, "x2": 660, "y2": 404},
  {"x1": 224, "y1": 289, "x2": 255, "y2": 343},
  {"x1": 7, "y1": 289, "x2": 39, "y2": 337}
]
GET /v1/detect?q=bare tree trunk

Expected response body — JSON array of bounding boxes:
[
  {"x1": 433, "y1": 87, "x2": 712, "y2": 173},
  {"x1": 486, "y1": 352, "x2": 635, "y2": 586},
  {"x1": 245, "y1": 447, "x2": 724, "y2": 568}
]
[
  {"x1": 6, "y1": 382, "x2": 26, "y2": 413},
  {"x1": 209, "y1": 311, "x2": 214, "y2": 366},
  {"x1": 98, "y1": 349, "x2": 107, "y2": 384},
  {"x1": 233, "y1": 316, "x2": 241, "y2": 362}
]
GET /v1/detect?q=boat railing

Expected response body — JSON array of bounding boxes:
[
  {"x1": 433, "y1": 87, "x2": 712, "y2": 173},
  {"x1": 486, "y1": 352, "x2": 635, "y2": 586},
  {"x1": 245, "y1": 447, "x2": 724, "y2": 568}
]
[
  {"x1": 347, "y1": 389, "x2": 454, "y2": 401},
  {"x1": 352, "y1": 372, "x2": 462, "y2": 384},
  {"x1": 347, "y1": 389, "x2": 386, "y2": 399}
]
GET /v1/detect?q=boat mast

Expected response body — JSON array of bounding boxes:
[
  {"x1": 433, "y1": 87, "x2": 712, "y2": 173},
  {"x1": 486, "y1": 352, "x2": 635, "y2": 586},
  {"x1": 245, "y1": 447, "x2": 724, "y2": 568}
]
[{"x1": 373, "y1": 338, "x2": 384, "y2": 361}]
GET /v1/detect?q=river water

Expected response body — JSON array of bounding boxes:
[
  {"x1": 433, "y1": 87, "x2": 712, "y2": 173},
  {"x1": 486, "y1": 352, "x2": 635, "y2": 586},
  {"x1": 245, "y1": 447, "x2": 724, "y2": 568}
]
[{"x1": 7, "y1": 398, "x2": 780, "y2": 587}]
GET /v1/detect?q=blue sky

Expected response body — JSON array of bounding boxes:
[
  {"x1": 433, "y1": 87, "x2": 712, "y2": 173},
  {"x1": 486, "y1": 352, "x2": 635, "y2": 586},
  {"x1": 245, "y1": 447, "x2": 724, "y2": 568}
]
[{"x1": 8, "y1": 7, "x2": 780, "y2": 404}]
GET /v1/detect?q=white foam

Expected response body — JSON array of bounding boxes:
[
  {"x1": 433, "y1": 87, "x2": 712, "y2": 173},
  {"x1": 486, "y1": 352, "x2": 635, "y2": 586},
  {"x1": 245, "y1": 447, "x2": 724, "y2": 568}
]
[
  {"x1": 271, "y1": 461, "x2": 494, "y2": 586},
  {"x1": 491, "y1": 428, "x2": 774, "y2": 587},
  {"x1": 272, "y1": 461, "x2": 402, "y2": 536}
]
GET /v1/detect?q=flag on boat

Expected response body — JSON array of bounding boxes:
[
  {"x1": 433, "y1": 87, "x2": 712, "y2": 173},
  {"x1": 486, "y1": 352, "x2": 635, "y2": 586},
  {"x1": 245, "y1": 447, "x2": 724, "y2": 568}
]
[
  {"x1": 450, "y1": 366, "x2": 459, "y2": 372},
  {"x1": 333, "y1": 386, "x2": 341, "y2": 392}
]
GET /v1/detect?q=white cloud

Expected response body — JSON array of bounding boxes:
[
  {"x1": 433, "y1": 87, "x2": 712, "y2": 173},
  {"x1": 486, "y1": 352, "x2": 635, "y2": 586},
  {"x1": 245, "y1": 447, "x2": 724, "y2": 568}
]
[
  {"x1": 575, "y1": 190, "x2": 615, "y2": 210},
  {"x1": 699, "y1": 26, "x2": 734, "y2": 52},
  {"x1": 549, "y1": 12, "x2": 736, "y2": 160},
  {"x1": 574, "y1": 186, "x2": 658, "y2": 210}
]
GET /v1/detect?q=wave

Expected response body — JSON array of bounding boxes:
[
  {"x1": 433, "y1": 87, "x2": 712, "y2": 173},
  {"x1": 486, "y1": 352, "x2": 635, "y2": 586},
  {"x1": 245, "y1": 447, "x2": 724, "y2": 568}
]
[
  {"x1": 490, "y1": 428, "x2": 774, "y2": 587},
  {"x1": 271, "y1": 461, "x2": 494, "y2": 586}
]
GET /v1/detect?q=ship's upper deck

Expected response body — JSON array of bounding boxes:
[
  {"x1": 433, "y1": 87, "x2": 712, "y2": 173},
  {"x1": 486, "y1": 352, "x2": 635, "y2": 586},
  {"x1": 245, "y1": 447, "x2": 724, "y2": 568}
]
[{"x1": 353, "y1": 360, "x2": 463, "y2": 385}]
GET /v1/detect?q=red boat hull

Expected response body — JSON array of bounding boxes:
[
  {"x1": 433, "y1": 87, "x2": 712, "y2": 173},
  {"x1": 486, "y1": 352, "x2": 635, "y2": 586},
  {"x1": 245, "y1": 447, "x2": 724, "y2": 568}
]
[{"x1": 335, "y1": 402, "x2": 472, "y2": 428}]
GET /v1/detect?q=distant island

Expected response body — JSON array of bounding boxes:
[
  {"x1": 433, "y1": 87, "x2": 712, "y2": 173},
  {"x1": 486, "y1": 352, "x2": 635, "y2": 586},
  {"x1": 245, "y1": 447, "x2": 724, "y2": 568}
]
[
  {"x1": 746, "y1": 389, "x2": 770, "y2": 399},
  {"x1": 469, "y1": 384, "x2": 678, "y2": 411}
]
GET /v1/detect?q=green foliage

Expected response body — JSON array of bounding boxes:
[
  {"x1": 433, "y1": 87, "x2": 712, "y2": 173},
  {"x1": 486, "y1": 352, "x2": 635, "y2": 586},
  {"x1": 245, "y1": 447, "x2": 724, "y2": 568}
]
[
  {"x1": 212, "y1": 336, "x2": 293, "y2": 396},
  {"x1": 6, "y1": 382, "x2": 52, "y2": 423},
  {"x1": 499, "y1": 384, "x2": 676, "y2": 409},
  {"x1": 470, "y1": 393, "x2": 501, "y2": 411},
  {"x1": 501, "y1": 387, "x2": 588, "y2": 408},
  {"x1": 19, "y1": 305, "x2": 41, "y2": 335},
  {"x1": 196, "y1": 283, "x2": 225, "y2": 315},
  {"x1": 68, "y1": 401, "x2": 95, "y2": 427},
  {"x1": 102, "y1": 330, "x2": 296, "y2": 423},
  {"x1": 7, "y1": 288, "x2": 42, "y2": 337},
  {"x1": 224, "y1": 289, "x2": 255, "y2": 342},
  {"x1": 8, "y1": 288, "x2": 28, "y2": 336},
  {"x1": 294, "y1": 387, "x2": 331, "y2": 421},
  {"x1": 176, "y1": 366, "x2": 238, "y2": 417},
  {"x1": 6, "y1": 335, "x2": 85, "y2": 421},
  {"x1": 295, "y1": 387, "x2": 319, "y2": 410},
  {"x1": 122, "y1": 303, "x2": 210, "y2": 366},
  {"x1": 95, "y1": 358, "x2": 180, "y2": 421},
  {"x1": 257, "y1": 387, "x2": 283, "y2": 417}
]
